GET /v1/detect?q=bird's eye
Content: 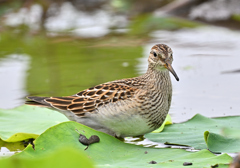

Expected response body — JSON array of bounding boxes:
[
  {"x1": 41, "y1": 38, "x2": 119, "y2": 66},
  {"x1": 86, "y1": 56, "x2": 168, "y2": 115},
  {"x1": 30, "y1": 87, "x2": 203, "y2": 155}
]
[{"x1": 153, "y1": 52, "x2": 157, "y2": 57}]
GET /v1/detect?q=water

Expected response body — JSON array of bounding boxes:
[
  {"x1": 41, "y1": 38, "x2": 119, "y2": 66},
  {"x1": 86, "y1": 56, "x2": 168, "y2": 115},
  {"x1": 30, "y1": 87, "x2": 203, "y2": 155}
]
[
  {"x1": 0, "y1": 54, "x2": 30, "y2": 109},
  {"x1": 0, "y1": 34, "x2": 142, "y2": 108}
]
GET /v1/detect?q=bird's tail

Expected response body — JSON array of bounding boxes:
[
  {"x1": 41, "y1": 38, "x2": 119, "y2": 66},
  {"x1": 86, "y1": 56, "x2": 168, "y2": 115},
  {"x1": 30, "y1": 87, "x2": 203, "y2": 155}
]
[{"x1": 25, "y1": 96, "x2": 50, "y2": 107}]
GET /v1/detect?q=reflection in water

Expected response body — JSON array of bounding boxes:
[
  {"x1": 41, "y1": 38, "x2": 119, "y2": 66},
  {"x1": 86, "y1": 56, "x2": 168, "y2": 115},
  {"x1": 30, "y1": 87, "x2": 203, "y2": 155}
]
[
  {"x1": 141, "y1": 27, "x2": 240, "y2": 122},
  {"x1": 24, "y1": 43, "x2": 141, "y2": 98},
  {"x1": 0, "y1": 54, "x2": 30, "y2": 109}
]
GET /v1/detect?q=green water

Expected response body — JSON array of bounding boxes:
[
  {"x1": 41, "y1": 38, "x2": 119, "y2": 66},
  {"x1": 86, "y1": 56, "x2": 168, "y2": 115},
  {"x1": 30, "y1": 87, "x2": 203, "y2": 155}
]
[{"x1": 0, "y1": 32, "x2": 143, "y2": 98}]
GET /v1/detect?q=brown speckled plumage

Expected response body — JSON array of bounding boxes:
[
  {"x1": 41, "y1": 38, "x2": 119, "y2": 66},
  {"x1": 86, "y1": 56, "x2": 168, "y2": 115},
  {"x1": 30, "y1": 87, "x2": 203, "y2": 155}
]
[{"x1": 26, "y1": 44, "x2": 179, "y2": 138}]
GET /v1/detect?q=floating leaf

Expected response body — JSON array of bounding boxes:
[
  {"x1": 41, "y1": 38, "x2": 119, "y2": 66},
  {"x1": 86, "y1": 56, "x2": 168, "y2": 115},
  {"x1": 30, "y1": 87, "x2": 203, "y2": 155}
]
[
  {"x1": 0, "y1": 147, "x2": 94, "y2": 168},
  {"x1": 204, "y1": 131, "x2": 240, "y2": 153},
  {"x1": 0, "y1": 139, "x2": 26, "y2": 151},
  {"x1": 0, "y1": 105, "x2": 68, "y2": 142},
  {"x1": 146, "y1": 114, "x2": 240, "y2": 153},
  {"x1": 13, "y1": 121, "x2": 232, "y2": 168}
]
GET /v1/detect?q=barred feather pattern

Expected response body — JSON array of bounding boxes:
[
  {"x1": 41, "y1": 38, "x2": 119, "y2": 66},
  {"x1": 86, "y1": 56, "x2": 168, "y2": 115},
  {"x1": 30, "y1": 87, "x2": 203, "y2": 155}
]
[{"x1": 43, "y1": 83, "x2": 137, "y2": 116}]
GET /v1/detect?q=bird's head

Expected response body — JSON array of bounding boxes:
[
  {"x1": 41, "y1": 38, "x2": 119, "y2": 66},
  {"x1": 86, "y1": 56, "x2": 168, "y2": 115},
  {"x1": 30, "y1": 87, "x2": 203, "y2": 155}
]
[{"x1": 148, "y1": 44, "x2": 179, "y2": 81}]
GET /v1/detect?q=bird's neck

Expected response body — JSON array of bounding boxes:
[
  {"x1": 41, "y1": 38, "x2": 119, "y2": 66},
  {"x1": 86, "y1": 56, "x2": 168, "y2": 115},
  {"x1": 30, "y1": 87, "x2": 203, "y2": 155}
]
[{"x1": 141, "y1": 66, "x2": 172, "y2": 90}]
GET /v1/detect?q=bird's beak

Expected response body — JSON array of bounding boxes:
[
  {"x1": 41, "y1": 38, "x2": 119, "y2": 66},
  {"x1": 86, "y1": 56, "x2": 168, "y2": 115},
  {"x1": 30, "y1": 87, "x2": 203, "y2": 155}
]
[{"x1": 165, "y1": 62, "x2": 179, "y2": 81}]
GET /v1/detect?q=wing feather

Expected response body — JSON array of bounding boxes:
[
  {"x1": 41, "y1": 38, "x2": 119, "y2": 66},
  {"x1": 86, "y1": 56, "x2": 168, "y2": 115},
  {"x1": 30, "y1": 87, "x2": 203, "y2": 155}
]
[{"x1": 41, "y1": 83, "x2": 137, "y2": 117}]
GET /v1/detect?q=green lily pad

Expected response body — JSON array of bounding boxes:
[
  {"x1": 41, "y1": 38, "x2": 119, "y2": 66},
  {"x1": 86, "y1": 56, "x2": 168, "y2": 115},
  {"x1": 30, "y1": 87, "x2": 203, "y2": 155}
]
[
  {"x1": 204, "y1": 131, "x2": 240, "y2": 153},
  {"x1": 13, "y1": 121, "x2": 232, "y2": 168},
  {"x1": 0, "y1": 147, "x2": 94, "y2": 168},
  {"x1": 0, "y1": 138, "x2": 26, "y2": 151},
  {"x1": 222, "y1": 127, "x2": 240, "y2": 139},
  {"x1": 145, "y1": 114, "x2": 240, "y2": 153},
  {"x1": 0, "y1": 105, "x2": 68, "y2": 142}
]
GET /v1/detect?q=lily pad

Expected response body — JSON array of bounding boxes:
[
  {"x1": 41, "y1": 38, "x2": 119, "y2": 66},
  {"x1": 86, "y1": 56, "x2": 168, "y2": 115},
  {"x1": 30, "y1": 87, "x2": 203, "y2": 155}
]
[
  {"x1": 13, "y1": 121, "x2": 232, "y2": 168},
  {"x1": 0, "y1": 147, "x2": 94, "y2": 168},
  {"x1": 0, "y1": 139, "x2": 26, "y2": 151},
  {"x1": 0, "y1": 105, "x2": 68, "y2": 142},
  {"x1": 204, "y1": 131, "x2": 240, "y2": 153},
  {"x1": 145, "y1": 114, "x2": 240, "y2": 153}
]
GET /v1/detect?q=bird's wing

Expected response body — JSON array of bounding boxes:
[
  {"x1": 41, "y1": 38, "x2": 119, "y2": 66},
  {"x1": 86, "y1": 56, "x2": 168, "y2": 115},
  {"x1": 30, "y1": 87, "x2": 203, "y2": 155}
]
[{"x1": 27, "y1": 83, "x2": 138, "y2": 117}]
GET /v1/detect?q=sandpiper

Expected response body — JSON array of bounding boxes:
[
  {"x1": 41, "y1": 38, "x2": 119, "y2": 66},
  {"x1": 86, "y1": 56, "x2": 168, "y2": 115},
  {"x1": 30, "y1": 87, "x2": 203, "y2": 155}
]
[{"x1": 26, "y1": 44, "x2": 179, "y2": 138}]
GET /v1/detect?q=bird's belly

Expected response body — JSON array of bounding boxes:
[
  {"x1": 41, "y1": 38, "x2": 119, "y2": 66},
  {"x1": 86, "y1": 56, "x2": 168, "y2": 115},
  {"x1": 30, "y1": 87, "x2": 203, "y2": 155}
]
[
  {"x1": 112, "y1": 114, "x2": 153, "y2": 137},
  {"x1": 78, "y1": 97, "x2": 169, "y2": 137},
  {"x1": 90, "y1": 109, "x2": 154, "y2": 137}
]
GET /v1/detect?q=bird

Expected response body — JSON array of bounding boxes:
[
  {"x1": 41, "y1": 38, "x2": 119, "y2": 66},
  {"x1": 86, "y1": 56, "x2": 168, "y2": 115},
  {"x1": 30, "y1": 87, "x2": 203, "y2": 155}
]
[{"x1": 26, "y1": 44, "x2": 179, "y2": 138}]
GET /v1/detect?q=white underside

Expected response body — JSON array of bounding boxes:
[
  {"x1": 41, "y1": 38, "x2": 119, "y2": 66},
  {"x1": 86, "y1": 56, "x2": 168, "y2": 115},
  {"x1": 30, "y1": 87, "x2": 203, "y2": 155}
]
[
  {"x1": 77, "y1": 112, "x2": 152, "y2": 137},
  {"x1": 66, "y1": 100, "x2": 155, "y2": 137},
  {"x1": 97, "y1": 113, "x2": 151, "y2": 137}
]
